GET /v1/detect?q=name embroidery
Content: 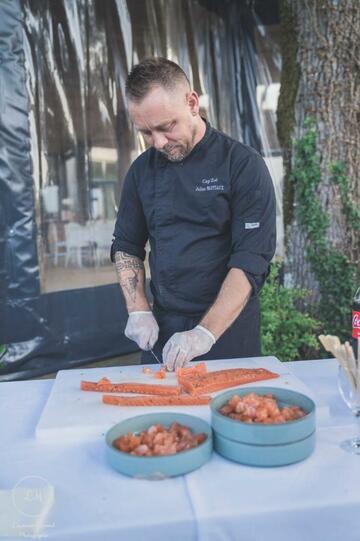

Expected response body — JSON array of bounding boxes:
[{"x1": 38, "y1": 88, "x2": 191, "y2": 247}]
[{"x1": 195, "y1": 178, "x2": 224, "y2": 192}]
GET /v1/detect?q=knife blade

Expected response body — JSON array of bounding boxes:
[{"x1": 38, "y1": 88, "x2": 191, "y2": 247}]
[{"x1": 150, "y1": 348, "x2": 162, "y2": 364}]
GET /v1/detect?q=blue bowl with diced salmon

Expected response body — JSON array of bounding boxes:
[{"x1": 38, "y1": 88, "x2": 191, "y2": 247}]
[
  {"x1": 105, "y1": 412, "x2": 212, "y2": 478},
  {"x1": 210, "y1": 387, "x2": 316, "y2": 466}
]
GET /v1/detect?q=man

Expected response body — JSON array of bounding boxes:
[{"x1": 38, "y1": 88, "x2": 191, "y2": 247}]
[{"x1": 111, "y1": 57, "x2": 276, "y2": 371}]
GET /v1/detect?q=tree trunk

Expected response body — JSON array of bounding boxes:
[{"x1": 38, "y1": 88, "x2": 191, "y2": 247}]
[{"x1": 277, "y1": 0, "x2": 360, "y2": 331}]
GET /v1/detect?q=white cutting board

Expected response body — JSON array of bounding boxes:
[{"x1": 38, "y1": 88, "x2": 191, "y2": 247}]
[{"x1": 35, "y1": 356, "x2": 328, "y2": 442}]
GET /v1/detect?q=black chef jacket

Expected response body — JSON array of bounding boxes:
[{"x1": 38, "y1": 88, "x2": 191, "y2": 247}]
[{"x1": 111, "y1": 120, "x2": 276, "y2": 363}]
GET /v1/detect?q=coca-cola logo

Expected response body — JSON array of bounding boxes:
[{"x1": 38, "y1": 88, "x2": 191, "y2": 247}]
[{"x1": 353, "y1": 311, "x2": 360, "y2": 328}]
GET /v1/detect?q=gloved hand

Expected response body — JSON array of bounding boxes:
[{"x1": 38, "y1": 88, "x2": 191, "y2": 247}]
[
  {"x1": 162, "y1": 325, "x2": 216, "y2": 371},
  {"x1": 124, "y1": 311, "x2": 159, "y2": 351}
]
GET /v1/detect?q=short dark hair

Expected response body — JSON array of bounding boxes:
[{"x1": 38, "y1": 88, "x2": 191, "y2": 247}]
[{"x1": 125, "y1": 57, "x2": 190, "y2": 102}]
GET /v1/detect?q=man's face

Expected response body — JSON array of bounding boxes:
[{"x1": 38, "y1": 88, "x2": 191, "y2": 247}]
[{"x1": 128, "y1": 85, "x2": 198, "y2": 162}]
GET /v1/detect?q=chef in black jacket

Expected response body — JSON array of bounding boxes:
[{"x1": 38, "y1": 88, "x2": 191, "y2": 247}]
[{"x1": 111, "y1": 57, "x2": 276, "y2": 371}]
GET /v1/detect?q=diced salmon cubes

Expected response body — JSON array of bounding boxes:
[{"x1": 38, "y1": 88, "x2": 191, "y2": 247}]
[
  {"x1": 113, "y1": 423, "x2": 207, "y2": 456},
  {"x1": 218, "y1": 393, "x2": 306, "y2": 424}
]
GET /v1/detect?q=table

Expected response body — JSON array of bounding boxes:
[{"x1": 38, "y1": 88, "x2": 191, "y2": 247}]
[{"x1": 1, "y1": 359, "x2": 359, "y2": 540}]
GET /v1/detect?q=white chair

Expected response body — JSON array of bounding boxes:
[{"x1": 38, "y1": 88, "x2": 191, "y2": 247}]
[
  {"x1": 90, "y1": 220, "x2": 114, "y2": 265},
  {"x1": 64, "y1": 223, "x2": 91, "y2": 267},
  {"x1": 47, "y1": 222, "x2": 66, "y2": 265}
]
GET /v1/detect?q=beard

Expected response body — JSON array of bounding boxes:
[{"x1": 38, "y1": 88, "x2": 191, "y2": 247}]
[
  {"x1": 159, "y1": 125, "x2": 197, "y2": 162},
  {"x1": 159, "y1": 144, "x2": 189, "y2": 162}
]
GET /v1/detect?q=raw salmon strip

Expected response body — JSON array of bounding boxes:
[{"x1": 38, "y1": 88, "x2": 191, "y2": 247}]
[
  {"x1": 80, "y1": 380, "x2": 181, "y2": 396},
  {"x1": 178, "y1": 368, "x2": 279, "y2": 395},
  {"x1": 102, "y1": 394, "x2": 211, "y2": 406}
]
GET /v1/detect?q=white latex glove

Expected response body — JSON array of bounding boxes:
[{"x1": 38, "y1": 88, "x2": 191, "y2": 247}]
[
  {"x1": 124, "y1": 311, "x2": 159, "y2": 351},
  {"x1": 162, "y1": 325, "x2": 216, "y2": 371}
]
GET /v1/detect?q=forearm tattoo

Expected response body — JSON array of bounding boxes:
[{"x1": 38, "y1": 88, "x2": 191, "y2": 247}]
[
  {"x1": 120, "y1": 270, "x2": 139, "y2": 303},
  {"x1": 114, "y1": 251, "x2": 143, "y2": 272},
  {"x1": 115, "y1": 251, "x2": 144, "y2": 304}
]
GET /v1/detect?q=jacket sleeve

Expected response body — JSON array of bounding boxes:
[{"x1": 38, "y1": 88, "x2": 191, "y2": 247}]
[
  {"x1": 228, "y1": 152, "x2": 276, "y2": 295},
  {"x1": 110, "y1": 165, "x2": 148, "y2": 262}
]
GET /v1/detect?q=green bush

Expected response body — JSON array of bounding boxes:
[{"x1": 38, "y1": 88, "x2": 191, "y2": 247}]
[{"x1": 260, "y1": 264, "x2": 321, "y2": 361}]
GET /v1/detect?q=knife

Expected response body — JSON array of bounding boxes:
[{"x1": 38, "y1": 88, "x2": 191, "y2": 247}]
[{"x1": 150, "y1": 348, "x2": 162, "y2": 364}]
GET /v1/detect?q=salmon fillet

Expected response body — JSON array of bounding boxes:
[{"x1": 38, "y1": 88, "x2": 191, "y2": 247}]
[
  {"x1": 178, "y1": 368, "x2": 279, "y2": 395},
  {"x1": 80, "y1": 380, "x2": 181, "y2": 396},
  {"x1": 102, "y1": 394, "x2": 212, "y2": 406}
]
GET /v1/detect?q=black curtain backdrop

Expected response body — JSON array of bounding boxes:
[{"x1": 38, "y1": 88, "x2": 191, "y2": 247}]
[{"x1": 0, "y1": 0, "x2": 280, "y2": 379}]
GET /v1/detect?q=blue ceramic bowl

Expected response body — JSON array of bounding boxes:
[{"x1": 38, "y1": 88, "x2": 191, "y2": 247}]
[
  {"x1": 211, "y1": 387, "x2": 316, "y2": 445},
  {"x1": 214, "y1": 430, "x2": 316, "y2": 467},
  {"x1": 105, "y1": 412, "x2": 212, "y2": 479},
  {"x1": 211, "y1": 387, "x2": 316, "y2": 467}
]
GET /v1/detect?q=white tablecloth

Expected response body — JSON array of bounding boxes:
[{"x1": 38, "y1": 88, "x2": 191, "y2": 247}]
[{"x1": 1, "y1": 359, "x2": 359, "y2": 540}]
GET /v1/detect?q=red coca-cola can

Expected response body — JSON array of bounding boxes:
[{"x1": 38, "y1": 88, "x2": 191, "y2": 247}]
[{"x1": 352, "y1": 287, "x2": 360, "y2": 358}]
